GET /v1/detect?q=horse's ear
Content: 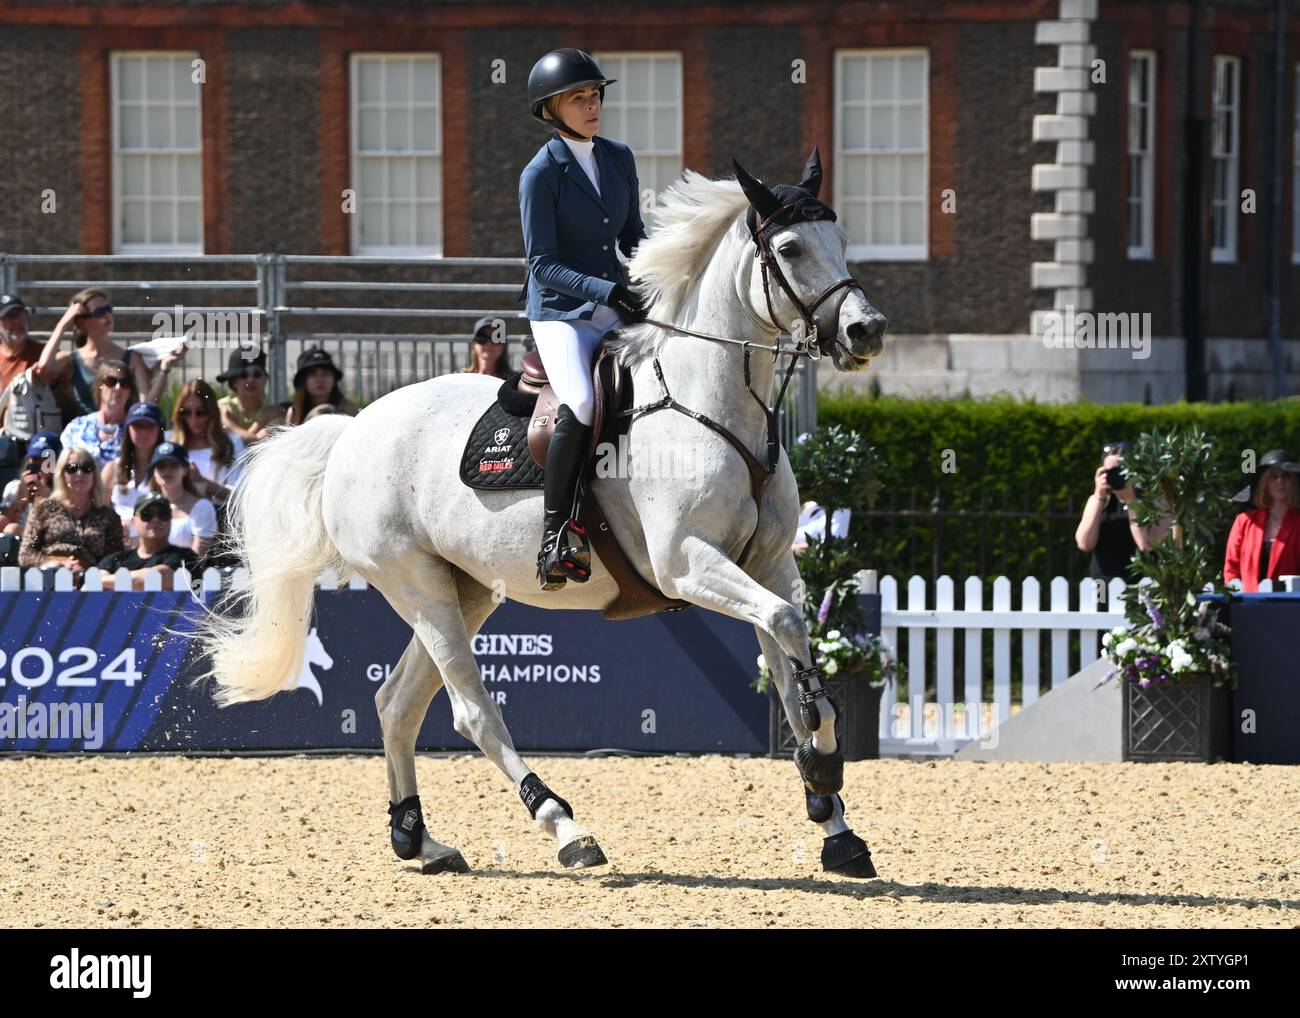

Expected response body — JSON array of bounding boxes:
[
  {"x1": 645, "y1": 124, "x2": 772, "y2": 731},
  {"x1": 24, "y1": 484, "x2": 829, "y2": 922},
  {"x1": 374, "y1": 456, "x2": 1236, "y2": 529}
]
[
  {"x1": 798, "y1": 146, "x2": 823, "y2": 198},
  {"x1": 732, "y1": 158, "x2": 779, "y2": 217}
]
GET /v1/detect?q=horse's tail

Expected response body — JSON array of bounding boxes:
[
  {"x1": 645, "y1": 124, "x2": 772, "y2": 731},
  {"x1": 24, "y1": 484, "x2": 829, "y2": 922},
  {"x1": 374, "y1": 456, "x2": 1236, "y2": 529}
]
[{"x1": 196, "y1": 415, "x2": 354, "y2": 706}]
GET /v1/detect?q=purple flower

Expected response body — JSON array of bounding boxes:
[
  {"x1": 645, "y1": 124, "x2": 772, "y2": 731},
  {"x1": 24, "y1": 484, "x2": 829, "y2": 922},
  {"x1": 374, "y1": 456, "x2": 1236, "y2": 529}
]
[
  {"x1": 1138, "y1": 677, "x2": 1151, "y2": 688},
  {"x1": 1140, "y1": 588, "x2": 1165, "y2": 630},
  {"x1": 1157, "y1": 672, "x2": 1170, "y2": 683},
  {"x1": 817, "y1": 589, "x2": 833, "y2": 624}
]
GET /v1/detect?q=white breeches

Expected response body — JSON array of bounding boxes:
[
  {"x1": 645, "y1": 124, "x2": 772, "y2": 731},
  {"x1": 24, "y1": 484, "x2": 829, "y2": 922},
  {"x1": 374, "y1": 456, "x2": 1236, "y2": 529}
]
[{"x1": 529, "y1": 303, "x2": 622, "y2": 427}]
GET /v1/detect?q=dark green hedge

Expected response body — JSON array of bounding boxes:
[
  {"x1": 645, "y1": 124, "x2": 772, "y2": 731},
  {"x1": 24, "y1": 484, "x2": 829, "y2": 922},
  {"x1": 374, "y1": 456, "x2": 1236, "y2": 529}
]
[{"x1": 814, "y1": 395, "x2": 1300, "y2": 583}]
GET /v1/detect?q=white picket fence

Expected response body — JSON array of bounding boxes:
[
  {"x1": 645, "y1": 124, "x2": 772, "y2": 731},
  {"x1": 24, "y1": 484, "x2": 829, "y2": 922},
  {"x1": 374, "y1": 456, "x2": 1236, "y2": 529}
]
[{"x1": 864, "y1": 572, "x2": 1297, "y2": 754}]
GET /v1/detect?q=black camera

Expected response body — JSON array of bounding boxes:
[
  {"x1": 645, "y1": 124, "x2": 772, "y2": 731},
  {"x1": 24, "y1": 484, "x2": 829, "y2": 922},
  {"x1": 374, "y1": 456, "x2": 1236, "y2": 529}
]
[{"x1": 1104, "y1": 465, "x2": 1127, "y2": 491}]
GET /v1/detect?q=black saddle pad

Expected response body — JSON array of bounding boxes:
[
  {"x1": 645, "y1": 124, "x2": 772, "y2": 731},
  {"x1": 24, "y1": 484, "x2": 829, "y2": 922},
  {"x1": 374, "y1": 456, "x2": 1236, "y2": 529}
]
[{"x1": 460, "y1": 374, "x2": 545, "y2": 490}]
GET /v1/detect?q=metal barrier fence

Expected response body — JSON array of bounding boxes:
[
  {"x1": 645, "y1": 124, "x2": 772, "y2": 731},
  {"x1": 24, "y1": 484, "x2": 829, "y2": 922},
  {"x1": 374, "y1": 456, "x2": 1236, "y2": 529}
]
[{"x1": 0, "y1": 253, "x2": 818, "y2": 445}]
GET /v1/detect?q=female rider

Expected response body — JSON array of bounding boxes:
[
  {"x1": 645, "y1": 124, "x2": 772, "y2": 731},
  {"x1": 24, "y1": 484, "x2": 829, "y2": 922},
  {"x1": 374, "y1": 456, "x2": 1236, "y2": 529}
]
[{"x1": 519, "y1": 48, "x2": 649, "y2": 590}]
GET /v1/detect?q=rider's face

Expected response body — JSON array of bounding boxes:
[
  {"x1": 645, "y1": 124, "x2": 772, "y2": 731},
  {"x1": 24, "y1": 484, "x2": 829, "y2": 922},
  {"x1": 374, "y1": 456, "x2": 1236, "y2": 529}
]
[{"x1": 558, "y1": 86, "x2": 600, "y2": 138}]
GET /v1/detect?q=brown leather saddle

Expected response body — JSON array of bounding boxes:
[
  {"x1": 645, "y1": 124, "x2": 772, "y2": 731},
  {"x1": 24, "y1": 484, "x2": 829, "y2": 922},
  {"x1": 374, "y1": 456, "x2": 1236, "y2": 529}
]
[{"x1": 516, "y1": 345, "x2": 690, "y2": 622}]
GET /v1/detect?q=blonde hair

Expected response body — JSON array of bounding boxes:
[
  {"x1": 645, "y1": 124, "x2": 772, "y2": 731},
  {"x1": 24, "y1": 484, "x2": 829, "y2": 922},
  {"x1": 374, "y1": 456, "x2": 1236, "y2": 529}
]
[
  {"x1": 1254, "y1": 468, "x2": 1300, "y2": 510},
  {"x1": 51, "y1": 447, "x2": 105, "y2": 508}
]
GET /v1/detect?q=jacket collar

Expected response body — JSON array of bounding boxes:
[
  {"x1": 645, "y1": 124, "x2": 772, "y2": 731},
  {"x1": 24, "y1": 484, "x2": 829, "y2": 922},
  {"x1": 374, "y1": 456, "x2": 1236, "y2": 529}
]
[
  {"x1": 1251, "y1": 505, "x2": 1300, "y2": 543},
  {"x1": 546, "y1": 133, "x2": 609, "y2": 213}
]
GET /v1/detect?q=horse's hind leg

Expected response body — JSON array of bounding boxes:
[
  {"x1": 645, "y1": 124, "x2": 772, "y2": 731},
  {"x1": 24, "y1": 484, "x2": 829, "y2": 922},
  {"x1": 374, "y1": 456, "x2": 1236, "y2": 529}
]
[
  {"x1": 376, "y1": 556, "x2": 607, "y2": 871},
  {"x1": 376, "y1": 632, "x2": 467, "y2": 874}
]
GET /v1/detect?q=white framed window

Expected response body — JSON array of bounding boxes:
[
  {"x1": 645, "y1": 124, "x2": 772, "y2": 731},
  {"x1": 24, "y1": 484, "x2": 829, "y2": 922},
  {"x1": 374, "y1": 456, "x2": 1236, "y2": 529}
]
[
  {"x1": 591, "y1": 52, "x2": 683, "y2": 198},
  {"x1": 350, "y1": 53, "x2": 442, "y2": 256},
  {"x1": 835, "y1": 49, "x2": 928, "y2": 261},
  {"x1": 111, "y1": 52, "x2": 204, "y2": 253},
  {"x1": 1127, "y1": 51, "x2": 1156, "y2": 259},
  {"x1": 1211, "y1": 55, "x2": 1240, "y2": 263},
  {"x1": 1293, "y1": 64, "x2": 1300, "y2": 263}
]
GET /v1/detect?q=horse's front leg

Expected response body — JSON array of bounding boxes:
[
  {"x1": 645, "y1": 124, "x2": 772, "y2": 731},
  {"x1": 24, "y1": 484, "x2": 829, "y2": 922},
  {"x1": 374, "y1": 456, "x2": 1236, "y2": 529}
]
[
  {"x1": 751, "y1": 555, "x2": 877, "y2": 879},
  {"x1": 656, "y1": 538, "x2": 876, "y2": 878}
]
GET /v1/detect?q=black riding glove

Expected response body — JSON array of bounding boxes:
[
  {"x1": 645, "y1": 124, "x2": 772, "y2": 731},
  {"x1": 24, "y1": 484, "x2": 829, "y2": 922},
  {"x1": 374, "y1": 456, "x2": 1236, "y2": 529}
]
[{"x1": 608, "y1": 284, "x2": 648, "y2": 325}]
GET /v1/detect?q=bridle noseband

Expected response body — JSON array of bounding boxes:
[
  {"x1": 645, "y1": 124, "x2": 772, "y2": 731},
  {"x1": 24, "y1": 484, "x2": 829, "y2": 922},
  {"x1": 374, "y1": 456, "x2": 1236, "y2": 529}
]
[{"x1": 750, "y1": 205, "x2": 864, "y2": 359}]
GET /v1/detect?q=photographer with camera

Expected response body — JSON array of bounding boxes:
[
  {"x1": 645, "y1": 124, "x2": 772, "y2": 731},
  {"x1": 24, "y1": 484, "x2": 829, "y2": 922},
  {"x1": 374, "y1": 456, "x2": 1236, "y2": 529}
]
[{"x1": 1074, "y1": 440, "x2": 1170, "y2": 585}]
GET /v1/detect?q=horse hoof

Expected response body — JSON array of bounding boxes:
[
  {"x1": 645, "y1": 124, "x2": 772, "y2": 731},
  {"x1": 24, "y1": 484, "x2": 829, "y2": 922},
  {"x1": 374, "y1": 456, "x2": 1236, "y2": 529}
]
[
  {"x1": 558, "y1": 835, "x2": 608, "y2": 869},
  {"x1": 421, "y1": 851, "x2": 470, "y2": 875},
  {"x1": 821, "y1": 830, "x2": 877, "y2": 879}
]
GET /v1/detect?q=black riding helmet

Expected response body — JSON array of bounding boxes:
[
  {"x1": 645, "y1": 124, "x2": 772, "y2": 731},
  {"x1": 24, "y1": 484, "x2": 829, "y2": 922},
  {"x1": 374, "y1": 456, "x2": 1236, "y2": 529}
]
[{"x1": 527, "y1": 49, "x2": 616, "y2": 141}]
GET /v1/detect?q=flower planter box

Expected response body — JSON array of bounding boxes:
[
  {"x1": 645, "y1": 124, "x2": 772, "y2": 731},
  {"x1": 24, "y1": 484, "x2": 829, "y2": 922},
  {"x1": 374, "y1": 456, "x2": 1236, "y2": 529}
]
[
  {"x1": 1122, "y1": 672, "x2": 1233, "y2": 763},
  {"x1": 769, "y1": 672, "x2": 884, "y2": 761}
]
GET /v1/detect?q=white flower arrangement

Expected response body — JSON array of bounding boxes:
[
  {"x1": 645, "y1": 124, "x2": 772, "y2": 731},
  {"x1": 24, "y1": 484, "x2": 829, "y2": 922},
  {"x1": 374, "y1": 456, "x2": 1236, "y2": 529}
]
[{"x1": 755, "y1": 631, "x2": 902, "y2": 692}]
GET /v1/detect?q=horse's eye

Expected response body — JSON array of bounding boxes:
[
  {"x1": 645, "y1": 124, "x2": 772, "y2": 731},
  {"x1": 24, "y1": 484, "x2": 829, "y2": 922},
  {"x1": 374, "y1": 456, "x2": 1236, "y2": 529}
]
[{"x1": 778, "y1": 242, "x2": 800, "y2": 258}]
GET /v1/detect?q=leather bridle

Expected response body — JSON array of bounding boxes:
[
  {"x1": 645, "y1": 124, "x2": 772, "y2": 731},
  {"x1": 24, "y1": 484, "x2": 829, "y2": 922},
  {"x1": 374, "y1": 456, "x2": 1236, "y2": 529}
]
[{"x1": 750, "y1": 205, "x2": 864, "y2": 359}]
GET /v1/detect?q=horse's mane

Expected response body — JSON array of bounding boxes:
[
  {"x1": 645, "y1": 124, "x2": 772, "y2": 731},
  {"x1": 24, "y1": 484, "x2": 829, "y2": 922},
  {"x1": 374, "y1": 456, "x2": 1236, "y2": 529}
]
[{"x1": 605, "y1": 170, "x2": 750, "y2": 368}]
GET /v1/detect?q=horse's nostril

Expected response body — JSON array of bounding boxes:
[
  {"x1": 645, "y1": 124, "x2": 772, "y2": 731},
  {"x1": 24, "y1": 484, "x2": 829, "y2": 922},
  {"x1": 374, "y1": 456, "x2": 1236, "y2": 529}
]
[{"x1": 847, "y1": 317, "x2": 887, "y2": 355}]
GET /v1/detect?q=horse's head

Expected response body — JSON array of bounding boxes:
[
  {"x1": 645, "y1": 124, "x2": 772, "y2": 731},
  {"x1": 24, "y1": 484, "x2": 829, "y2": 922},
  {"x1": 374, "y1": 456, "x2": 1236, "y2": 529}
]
[{"x1": 732, "y1": 147, "x2": 888, "y2": 371}]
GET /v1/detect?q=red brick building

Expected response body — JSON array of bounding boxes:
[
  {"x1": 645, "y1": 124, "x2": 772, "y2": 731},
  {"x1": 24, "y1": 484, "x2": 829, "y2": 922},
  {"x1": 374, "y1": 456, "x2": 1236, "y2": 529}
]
[{"x1": 0, "y1": 0, "x2": 1297, "y2": 400}]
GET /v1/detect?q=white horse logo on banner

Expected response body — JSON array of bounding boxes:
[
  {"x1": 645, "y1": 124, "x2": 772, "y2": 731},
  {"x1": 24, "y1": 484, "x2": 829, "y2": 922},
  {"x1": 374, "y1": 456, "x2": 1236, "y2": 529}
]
[{"x1": 285, "y1": 628, "x2": 333, "y2": 706}]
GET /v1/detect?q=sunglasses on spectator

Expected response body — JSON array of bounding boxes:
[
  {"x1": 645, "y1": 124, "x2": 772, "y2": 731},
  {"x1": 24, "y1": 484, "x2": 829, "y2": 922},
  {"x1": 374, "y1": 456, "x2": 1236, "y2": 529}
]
[
  {"x1": 101, "y1": 375, "x2": 128, "y2": 389},
  {"x1": 23, "y1": 459, "x2": 47, "y2": 474},
  {"x1": 77, "y1": 305, "x2": 114, "y2": 319},
  {"x1": 1102, "y1": 442, "x2": 1130, "y2": 456},
  {"x1": 235, "y1": 369, "x2": 267, "y2": 381},
  {"x1": 63, "y1": 462, "x2": 95, "y2": 475},
  {"x1": 180, "y1": 407, "x2": 210, "y2": 417},
  {"x1": 138, "y1": 507, "x2": 172, "y2": 523}
]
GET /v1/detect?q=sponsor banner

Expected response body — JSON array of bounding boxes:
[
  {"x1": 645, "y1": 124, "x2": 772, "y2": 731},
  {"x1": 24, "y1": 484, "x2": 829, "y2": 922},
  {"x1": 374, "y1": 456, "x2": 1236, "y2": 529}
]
[{"x1": 0, "y1": 589, "x2": 770, "y2": 754}]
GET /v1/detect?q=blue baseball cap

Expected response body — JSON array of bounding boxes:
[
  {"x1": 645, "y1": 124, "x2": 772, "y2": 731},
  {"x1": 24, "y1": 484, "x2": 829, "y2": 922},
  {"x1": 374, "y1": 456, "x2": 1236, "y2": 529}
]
[
  {"x1": 126, "y1": 401, "x2": 164, "y2": 428},
  {"x1": 148, "y1": 441, "x2": 189, "y2": 472},
  {"x1": 25, "y1": 432, "x2": 62, "y2": 463}
]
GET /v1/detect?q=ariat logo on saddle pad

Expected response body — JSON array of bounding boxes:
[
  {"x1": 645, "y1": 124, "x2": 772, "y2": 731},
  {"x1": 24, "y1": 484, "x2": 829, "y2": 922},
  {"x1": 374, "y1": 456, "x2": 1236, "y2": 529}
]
[{"x1": 461, "y1": 386, "x2": 546, "y2": 491}]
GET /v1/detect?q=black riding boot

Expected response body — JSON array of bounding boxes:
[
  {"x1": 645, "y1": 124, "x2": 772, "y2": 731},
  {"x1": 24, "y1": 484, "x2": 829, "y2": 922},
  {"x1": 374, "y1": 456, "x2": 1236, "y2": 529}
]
[{"x1": 537, "y1": 403, "x2": 593, "y2": 590}]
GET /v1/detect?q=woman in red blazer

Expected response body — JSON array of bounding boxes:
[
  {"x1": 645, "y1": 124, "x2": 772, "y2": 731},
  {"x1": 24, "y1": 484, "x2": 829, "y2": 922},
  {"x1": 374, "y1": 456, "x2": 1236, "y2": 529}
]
[{"x1": 1224, "y1": 450, "x2": 1300, "y2": 592}]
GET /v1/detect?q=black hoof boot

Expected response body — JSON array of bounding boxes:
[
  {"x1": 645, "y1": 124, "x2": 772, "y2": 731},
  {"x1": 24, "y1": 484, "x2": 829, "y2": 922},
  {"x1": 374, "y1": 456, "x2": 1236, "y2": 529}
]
[
  {"x1": 795, "y1": 737, "x2": 845, "y2": 796},
  {"x1": 422, "y1": 850, "x2": 471, "y2": 875},
  {"x1": 388, "y1": 795, "x2": 425, "y2": 861},
  {"x1": 821, "y1": 829, "x2": 877, "y2": 878},
  {"x1": 558, "y1": 835, "x2": 608, "y2": 869}
]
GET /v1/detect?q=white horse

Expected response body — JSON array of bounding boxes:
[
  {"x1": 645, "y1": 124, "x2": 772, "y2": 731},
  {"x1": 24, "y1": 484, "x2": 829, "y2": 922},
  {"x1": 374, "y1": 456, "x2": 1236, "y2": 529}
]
[{"x1": 197, "y1": 149, "x2": 888, "y2": 877}]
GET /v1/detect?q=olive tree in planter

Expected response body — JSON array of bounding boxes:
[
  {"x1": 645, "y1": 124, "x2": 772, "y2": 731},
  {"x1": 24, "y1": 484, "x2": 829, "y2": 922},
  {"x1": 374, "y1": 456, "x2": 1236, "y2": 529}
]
[
  {"x1": 757, "y1": 426, "x2": 899, "y2": 760},
  {"x1": 1101, "y1": 425, "x2": 1236, "y2": 762}
]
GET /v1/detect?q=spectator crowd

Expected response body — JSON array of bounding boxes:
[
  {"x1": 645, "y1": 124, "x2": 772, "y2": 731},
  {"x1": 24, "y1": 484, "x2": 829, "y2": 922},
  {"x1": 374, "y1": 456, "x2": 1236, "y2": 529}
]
[{"x1": 0, "y1": 291, "x2": 366, "y2": 590}]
